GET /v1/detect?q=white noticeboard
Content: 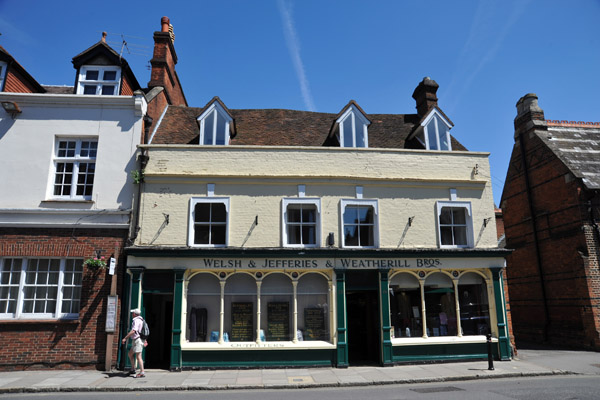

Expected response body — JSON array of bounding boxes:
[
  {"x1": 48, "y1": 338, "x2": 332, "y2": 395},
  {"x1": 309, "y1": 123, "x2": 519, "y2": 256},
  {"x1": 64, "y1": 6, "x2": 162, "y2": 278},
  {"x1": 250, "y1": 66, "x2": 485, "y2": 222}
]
[
  {"x1": 106, "y1": 295, "x2": 118, "y2": 333},
  {"x1": 109, "y1": 257, "x2": 116, "y2": 275}
]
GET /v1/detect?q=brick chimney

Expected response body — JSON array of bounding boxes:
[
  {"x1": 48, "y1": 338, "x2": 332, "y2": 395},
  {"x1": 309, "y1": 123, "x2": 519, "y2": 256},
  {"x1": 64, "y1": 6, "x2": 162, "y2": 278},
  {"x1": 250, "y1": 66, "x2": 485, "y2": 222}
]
[
  {"x1": 514, "y1": 93, "x2": 547, "y2": 140},
  {"x1": 148, "y1": 16, "x2": 187, "y2": 106},
  {"x1": 412, "y1": 77, "x2": 439, "y2": 116}
]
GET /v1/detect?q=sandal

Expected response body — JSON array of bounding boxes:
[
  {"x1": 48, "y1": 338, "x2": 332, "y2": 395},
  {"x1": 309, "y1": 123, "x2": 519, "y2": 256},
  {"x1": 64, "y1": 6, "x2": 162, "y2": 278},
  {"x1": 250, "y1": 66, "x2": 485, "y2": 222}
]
[
  {"x1": 134, "y1": 373, "x2": 146, "y2": 378},
  {"x1": 128, "y1": 369, "x2": 136, "y2": 374}
]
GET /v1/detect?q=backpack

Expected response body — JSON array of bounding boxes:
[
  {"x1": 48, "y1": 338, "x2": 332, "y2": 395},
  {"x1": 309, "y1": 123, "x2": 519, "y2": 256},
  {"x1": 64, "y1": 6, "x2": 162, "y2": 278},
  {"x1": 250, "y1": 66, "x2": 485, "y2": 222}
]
[{"x1": 138, "y1": 317, "x2": 150, "y2": 341}]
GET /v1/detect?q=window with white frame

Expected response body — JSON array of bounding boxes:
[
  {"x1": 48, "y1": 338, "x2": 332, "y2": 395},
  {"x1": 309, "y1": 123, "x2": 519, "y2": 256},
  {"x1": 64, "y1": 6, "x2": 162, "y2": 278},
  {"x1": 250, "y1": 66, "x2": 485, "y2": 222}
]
[
  {"x1": 337, "y1": 106, "x2": 369, "y2": 148},
  {"x1": 0, "y1": 61, "x2": 7, "y2": 91},
  {"x1": 77, "y1": 66, "x2": 121, "y2": 95},
  {"x1": 0, "y1": 258, "x2": 83, "y2": 319},
  {"x1": 417, "y1": 111, "x2": 452, "y2": 151},
  {"x1": 198, "y1": 102, "x2": 232, "y2": 145},
  {"x1": 52, "y1": 138, "x2": 97, "y2": 200},
  {"x1": 189, "y1": 198, "x2": 229, "y2": 247},
  {"x1": 436, "y1": 201, "x2": 473, "y2": 248},
  {"x1": 341, "y1": 199, "x2": 378, "y2": 248},
  {"x1": 282, "y1": 198, "x2": 320, "y2": 247}
]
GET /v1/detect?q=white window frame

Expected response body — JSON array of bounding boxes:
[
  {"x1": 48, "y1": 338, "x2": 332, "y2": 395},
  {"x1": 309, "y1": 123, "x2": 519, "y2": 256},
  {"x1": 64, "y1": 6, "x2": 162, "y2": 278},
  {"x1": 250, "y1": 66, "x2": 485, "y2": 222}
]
[
  {"x1": 420, "y1": 109, "x2": 452, "y2": 151},
  {"x1": 337, "y1": 105, "x2": 369, "y2": 148},
  {"x1": 340, "y1": 199, "x2": 379, "y2": 248},
  {"x1": 0, "y1": 258, "x2": 83, "y2": 320},
  {"x1": 76, "y1": 65, "x2": 121, "y2": 95},
  {"x1": 436, "y1": 201, "x2": 473, "y2": 248},
  {"x1": 281, "y1": 198, "x2": 321, "y2": 248},
  {"x1": 0, "y1": 61, "x2": 7, "y2": 91},
  {"x1": 197, "y1": 102, "x2": 232, "y2": 145},
  {"x1": 188, "y1": 197, "x2": 230, "y2": 247},
  {"x1": 51, "y1": 137, "x2": 98, "y2": 200}
]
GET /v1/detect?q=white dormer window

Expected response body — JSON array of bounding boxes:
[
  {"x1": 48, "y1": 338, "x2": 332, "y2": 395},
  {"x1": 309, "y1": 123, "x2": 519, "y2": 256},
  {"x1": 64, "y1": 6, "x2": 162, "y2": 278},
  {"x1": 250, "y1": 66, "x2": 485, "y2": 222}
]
[
  {"x1": 198, "y1": 102, "x2": 232, "y2": 145},
  {"x1": 77, "y1": 66, "x2": 121, "y2": 95},
  {"x1": 337, "y1": 105, "x2": 369, "y2": 148},
  {"x1": 419, "y1": 110, "x2": 452, "y2": 151}
]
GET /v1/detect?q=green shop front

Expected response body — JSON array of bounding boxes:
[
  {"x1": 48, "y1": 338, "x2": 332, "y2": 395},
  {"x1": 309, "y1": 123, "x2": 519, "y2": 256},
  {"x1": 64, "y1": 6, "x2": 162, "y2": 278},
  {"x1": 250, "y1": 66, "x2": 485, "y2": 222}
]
[{"x1": 123, "y1": 249, "x2": 511, "y2": 370}]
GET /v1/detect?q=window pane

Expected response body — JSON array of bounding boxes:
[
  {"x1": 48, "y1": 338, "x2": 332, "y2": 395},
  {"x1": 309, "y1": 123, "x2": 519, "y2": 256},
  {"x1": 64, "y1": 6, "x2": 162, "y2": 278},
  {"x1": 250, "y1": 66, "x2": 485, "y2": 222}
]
[
  {"x1": 344, "y1": 226, "x2": 359, "y2": 246},
  {"x1": 203, "y1": 111, "x2": 215, "y2": 144},
  {"x1": 343, "y1": 206, "x2": 359, "y2": 225},
  {"x1": 359, "y1": 225, "x2": 373, "y2": 246},
  {"x1": 287, "y1": 205, "x2": 302, "y2": 223},
  {"x1": 343, "y1": 117, "x2": 353, "y2": 147},
  {"x1": 355, "y1": 123, "x2": 365, "y2": 148},
  {"x1": 424, "y1": 273, "x2": 456, "y2": 337},
  {"x1": 101, "y1": 85, "x2": 115, "y2": 95},
  {"x1": 103, "y1": 70, "x2": 117, "y2": 81},
  {"x1": 302, "y1": 225, "x2": 316, "y2": 245},
  {"x1": 302, "y1": 207, "x2": 316, "y2": 223},
  {"x1": 83, "y1": 85, "x2": 97, "y2": 95},
  {"x1": 357, "y1": 206, "x2": 373, "y2": 224},
  {"x1": 427, "y1": 119, "x2": 438, "y2": 150},
  {"x1": 287, "y1": 224, "x2": 301, "y2": 244},
  {"x1": 439, "y1": 208, "x2": 452, "y2": 224},
  {"x1": 440, "y1": 226, "x2": 453, "y2": 245},
  {"x1": 194, "y1": 225, "x2": 210, "y2": 244},
  {"x1": 211, "y1": 203, "x2": 227, "y2": 223},
  {"x1": 452, "y1": 208, "x2": 466, "y2": 224},
  {"x1": 195, "y1": 203, "x2": 211, "y2": 222},
  {"x1": 85, "y1": 70, "x2": 99, "y2": 80},
  {"x1": 211, "y1": 225, "x2": 226, "y2": 245},
  {"x1": 453, "y1": 226, "x2": 468, "y2": 245},
  {"x1": 440, "y1": 128, "x2": 449, "y2": 150},
  {"x1": 215, "y1": 112, "x2": 227, "y2": 145}
]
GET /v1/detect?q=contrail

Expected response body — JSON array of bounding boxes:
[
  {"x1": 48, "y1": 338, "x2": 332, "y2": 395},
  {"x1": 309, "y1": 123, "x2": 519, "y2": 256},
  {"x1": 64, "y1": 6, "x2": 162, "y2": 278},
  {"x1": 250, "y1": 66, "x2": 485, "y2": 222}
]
[{"x1": 277, "y1": 0, "x2": 316, "y2": 111}]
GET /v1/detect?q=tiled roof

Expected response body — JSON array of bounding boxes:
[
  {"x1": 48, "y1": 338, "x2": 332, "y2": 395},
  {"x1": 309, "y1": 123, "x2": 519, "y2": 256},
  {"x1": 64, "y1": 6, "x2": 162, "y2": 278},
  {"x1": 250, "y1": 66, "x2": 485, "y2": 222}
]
[
  {"x1": 538, "y1": 125, "x2": 600, "y2": 189},
  {"x1": 151, "y1": 103, "x2": 468, "y2": 150},
  {"x1": 42, "y1": 85, "x2": 74, "y2": 94}
]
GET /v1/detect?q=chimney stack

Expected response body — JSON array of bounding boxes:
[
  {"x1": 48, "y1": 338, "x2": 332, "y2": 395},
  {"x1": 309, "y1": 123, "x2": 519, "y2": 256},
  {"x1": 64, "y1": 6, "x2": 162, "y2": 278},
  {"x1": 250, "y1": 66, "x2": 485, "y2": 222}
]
[
  {"x1": 412, "y1": 77, "x2": 439, "y2": 116},
  {"x1": 101, "y1": 31, "x2": 107, "y2": 43},
  {"x1": 148, "y1": 16, "x2": 187, "y2": 106},
  {"x1": 514, "y1": 93, "x2": 546, "y2": 140}
]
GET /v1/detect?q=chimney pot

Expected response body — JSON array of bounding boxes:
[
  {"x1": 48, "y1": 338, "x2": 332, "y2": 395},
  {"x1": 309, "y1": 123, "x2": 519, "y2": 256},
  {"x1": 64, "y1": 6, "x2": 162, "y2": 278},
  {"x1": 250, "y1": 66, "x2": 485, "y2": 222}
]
[
  {"x1": 161, "y1": 16, "x2": 170, "y2": 32},
  {"x1": 412, "y1": 77, "x2": 439, "y2": 116},
  {"x1": 101, "y1": 31, "x2": 107, "y2": 43}
]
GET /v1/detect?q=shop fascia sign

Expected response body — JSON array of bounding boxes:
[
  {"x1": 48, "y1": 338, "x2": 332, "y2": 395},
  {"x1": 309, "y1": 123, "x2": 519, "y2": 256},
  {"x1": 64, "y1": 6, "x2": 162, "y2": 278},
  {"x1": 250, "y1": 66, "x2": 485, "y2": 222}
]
[{"x1": 198, "y1": 257, "x2": 497, "y2": 270}]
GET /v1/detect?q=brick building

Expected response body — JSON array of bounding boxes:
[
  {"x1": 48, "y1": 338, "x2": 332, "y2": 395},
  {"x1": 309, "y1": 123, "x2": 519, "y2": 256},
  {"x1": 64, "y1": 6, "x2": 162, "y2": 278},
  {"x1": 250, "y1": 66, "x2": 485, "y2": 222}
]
[
  {"x1": 501, "y1": 93, "x2": 600, "y2": 350},
  {"x1": 0, "y1": 17, "x2": 186, "y2": 371}
]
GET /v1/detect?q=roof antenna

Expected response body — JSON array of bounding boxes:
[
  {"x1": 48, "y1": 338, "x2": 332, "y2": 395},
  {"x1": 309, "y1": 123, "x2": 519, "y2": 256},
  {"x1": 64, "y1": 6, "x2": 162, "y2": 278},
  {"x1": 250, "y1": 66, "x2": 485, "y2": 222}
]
[{"x1": 119, "y1": 34, "x2": 131, "y2": 61}]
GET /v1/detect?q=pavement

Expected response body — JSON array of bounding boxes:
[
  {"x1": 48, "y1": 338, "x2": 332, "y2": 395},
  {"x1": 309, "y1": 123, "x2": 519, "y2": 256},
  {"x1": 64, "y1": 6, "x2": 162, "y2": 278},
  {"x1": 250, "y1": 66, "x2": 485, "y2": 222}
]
[{"x1": 0, "y1": 348, "x2": 598, "y2": 393}]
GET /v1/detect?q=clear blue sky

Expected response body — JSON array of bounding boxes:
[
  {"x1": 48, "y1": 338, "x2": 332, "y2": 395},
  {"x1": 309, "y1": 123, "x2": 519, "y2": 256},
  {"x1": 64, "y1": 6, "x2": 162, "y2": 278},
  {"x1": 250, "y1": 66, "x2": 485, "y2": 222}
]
[{"x1": 1, "y1": 1, "x2": 599, "y2": 205}]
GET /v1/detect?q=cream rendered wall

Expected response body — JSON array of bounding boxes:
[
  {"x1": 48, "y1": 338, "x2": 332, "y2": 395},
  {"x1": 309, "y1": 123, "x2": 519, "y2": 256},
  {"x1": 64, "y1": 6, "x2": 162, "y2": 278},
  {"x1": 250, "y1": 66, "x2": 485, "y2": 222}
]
[{"x1": 137, "y1": 145, "x2": 498, "y2": 249}]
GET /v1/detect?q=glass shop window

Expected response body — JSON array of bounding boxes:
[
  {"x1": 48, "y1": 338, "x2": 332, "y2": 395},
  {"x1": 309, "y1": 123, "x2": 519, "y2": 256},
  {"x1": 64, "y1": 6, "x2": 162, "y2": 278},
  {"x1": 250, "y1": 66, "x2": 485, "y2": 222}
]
[
  {"x1": 389, "y1": 273, "x2": 422, "y2": 338},
  {"x1": 187, "y1": 273, "x2": 220, "y2": 342},
  {"x1": 224, "y1": 274, "x2": 256, "y2": 342},
  {"x1": 260, "y1": 273, "x2": 293, "y2": 342},
  {"x1": 458, "y1": 272, "x2": 490, "y2": 335},
  {"x1": 424, "y1": 273, "x2": 456, "y2": 337},
  {"x1": 297, "y1": 273, "x2": 330, "y2": 342}
]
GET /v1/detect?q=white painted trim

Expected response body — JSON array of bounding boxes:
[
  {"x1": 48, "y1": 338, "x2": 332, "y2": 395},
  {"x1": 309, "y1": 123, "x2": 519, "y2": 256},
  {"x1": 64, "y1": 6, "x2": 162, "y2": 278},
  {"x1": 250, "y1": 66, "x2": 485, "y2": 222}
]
[
  {"x1": 188, "y1": 197, "x2": 230, "y2": 247},
  {"x1": 281, "y1": 198, "x2": 321, "y2": 248},
  {"x1": 197, "y1": 101, "x2": 233, "y2": 146},
  {"x1": 207, "y1": 184, "x2": 215, "y2": 197},
  {"x1": 336, "y1": 105, "x2": 370, "y2": 148},
  {"x1": 148, "y1": 105, "x2": 169, "y2": 144},
  {"x1": 436, "y1": 201, "x2": 473, "y2": 248},
  {"x1": 339, "y1": 199, "x2": 379, "y2": 248},
  {"x1": 76, "y1": 65, "x2": 122, "y2": 96}
]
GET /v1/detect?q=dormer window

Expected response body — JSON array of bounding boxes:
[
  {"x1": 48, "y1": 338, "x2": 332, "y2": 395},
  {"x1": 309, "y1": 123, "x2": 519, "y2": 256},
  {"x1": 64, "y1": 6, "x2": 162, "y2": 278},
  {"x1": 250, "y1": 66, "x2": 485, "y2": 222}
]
[
  {"x1": 419, "y1": 110, "x2": 452, "y2": 151},
  {"x1": 198, "y1": 102, "x2": 232, "y2": 145},
  {"x1": 0, "y1": 62, "x2": 6, "y2": 91},
  {"x1": 337, "y1": 105, "x2": 369, "y2": 148},
  {"x1": 77, "y1": 66, "x2": 121, "y2": 95}
]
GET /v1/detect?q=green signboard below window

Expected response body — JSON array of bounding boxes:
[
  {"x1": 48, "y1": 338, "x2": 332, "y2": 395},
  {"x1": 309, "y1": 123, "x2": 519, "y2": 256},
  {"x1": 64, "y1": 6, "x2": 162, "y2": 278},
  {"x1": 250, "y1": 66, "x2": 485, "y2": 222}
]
[{"x1": 304, "y1": 307, "x2": 326, "y2": 340}]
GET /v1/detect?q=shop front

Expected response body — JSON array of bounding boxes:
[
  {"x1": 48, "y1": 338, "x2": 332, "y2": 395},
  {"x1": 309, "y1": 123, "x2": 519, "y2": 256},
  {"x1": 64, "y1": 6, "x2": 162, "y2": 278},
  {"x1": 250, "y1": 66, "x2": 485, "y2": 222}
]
[{"x1": 124, "y1": 250, "x2": 511, "y2": 370}]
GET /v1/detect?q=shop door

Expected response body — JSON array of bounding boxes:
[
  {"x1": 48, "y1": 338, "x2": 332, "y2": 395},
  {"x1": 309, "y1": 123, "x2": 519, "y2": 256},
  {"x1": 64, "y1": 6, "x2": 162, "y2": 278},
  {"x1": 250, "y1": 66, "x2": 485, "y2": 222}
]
[
  {"x1": 142, "y1": 293, "x2": 173, "y2": 369},
  {"x1": 345, "y1": 271, "x2": 380, "y2": 365}
]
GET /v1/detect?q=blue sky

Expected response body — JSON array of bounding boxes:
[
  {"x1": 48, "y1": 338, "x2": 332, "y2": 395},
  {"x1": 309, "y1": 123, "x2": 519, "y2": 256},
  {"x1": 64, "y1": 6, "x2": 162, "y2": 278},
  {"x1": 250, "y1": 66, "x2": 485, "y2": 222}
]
[{"x1": 1, "y1": 1, "x2": 599, "y2": 205}]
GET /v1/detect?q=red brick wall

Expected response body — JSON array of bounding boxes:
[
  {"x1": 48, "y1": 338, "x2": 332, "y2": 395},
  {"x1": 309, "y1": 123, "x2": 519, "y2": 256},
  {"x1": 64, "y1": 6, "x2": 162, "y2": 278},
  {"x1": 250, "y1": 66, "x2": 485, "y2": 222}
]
[
  {"x1": 0, "y1": 228, "x2": 127, "y2": 370},
  {"x1": 148, "y1": 32, "x2": 187, "y2": 106},
  {"x1": 120, "y1": 75, "x2": 134, "y2": 96},
  {"x1": 502, "y1": 130, "x2": 600, "y2": 350},
  {"x1": 3, "y1": 69, "x2": 38, "y2": 93}
]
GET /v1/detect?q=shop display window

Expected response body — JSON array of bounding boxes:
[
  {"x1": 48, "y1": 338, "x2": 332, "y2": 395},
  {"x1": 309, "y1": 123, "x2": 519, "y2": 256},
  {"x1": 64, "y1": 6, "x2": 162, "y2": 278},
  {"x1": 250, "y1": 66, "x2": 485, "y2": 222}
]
[
  {"x1": 224, "y1": 274, "x2": 256, "y2": 342},
  {"x1": 297, "y1": 273, "x2": 330, "y2": 341},
  {"x1": 187, "y1": 273, "x2": 221, "y2": 342},
  {"x1": 389, "y1": 273, "x2": 422, "y2": 338},
  {"x1": 458, "y1": 272, "x2": 490, "y2": 335},
  {"x1": 260, "y1": 273, "x2": 293, "y2": 341},
  {"x1": 424, "y1": 273, "x2": 456, "y2": 337}
]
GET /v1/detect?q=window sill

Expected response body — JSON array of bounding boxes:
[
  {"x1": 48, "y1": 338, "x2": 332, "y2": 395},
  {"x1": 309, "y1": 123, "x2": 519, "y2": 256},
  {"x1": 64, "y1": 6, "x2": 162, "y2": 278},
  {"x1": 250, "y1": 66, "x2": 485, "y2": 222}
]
[
  {"x1": 182, "y1": 340, "x2": 335, "y2": 350},
  {"x1": 0, "y1": 318, "x2": 79, "y2": 324},
  {"x1": 41, "y1": 199, "x2": 94, "y2": 204},
  {"x1": 391, "y1": 335, "x2": 495, "y2": 346}
]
